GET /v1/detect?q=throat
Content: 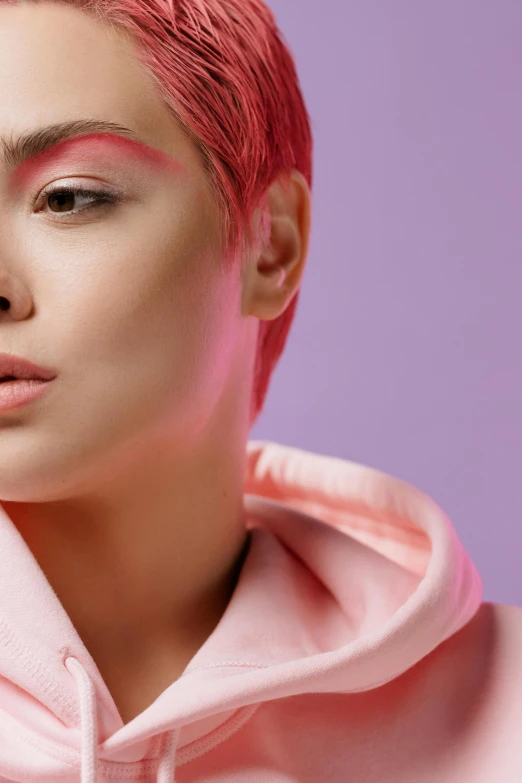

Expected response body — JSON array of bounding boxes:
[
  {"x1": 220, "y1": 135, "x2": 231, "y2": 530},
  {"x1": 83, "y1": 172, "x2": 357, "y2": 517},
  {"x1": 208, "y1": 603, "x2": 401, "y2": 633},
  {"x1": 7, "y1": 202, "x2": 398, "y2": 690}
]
[{"x1": 87, "y1": 640, "x2": 199, "y2": 725}]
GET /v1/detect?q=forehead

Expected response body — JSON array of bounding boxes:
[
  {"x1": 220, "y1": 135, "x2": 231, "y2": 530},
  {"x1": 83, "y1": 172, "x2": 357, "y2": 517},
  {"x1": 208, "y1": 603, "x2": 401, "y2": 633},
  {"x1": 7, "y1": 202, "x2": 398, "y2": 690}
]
[{"x1": 0, "y1": 2, "x2": 200, "y2": 172}]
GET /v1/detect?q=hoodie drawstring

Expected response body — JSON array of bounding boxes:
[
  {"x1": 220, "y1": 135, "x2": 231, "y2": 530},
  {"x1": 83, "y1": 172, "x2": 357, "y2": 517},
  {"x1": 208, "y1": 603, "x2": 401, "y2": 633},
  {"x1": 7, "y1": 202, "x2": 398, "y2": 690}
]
[{"x1": 64, "y1": 656, "x2": 180, "y2": 783}]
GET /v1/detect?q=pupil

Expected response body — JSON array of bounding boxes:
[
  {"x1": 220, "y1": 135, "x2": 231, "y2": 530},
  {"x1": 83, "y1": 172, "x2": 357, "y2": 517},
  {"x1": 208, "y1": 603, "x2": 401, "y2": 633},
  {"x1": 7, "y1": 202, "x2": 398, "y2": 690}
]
[{"x1": 49, "y1": 192, "x2": 74, "y2": 212}]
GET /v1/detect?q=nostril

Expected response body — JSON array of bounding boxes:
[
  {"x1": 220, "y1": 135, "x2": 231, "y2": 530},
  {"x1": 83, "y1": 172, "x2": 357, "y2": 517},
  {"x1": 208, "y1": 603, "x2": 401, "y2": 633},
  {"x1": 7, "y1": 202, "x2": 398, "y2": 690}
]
[{"x1": 0, "y1": 298, "x2": 10, "y2": 311}]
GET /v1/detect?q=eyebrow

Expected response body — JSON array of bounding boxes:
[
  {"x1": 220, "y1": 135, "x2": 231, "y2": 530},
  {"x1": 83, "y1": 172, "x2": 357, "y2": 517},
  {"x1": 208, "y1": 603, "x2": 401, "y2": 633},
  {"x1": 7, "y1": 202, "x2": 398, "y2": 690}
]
[{"x1": 1, "y1": 119, "x2": 145, "y2": 170}]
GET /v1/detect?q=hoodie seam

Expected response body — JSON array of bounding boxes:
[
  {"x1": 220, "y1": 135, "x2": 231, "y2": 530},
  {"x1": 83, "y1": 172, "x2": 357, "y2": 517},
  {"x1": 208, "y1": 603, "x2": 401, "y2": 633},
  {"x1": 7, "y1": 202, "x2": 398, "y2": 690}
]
[
  {"x1": 0, "y1": 704, "x2": 79, "y2": 768},
  {"x1": 0, "y1": 633, "x2": 268, "y2": 772},
  {"x1": 180, "y1": 660, "x2": 270, "y2": 677},
  {"x1": 0, "y1": 701, "x2": 262, "y2": 776},
  {"x1": 173, "y1": 702, "x2": 262, "y2": 770},
  {"x1": 0, "y1": 703, "x2": 161, "y2": 774},
  {"x1": 0, "y1": 620, "x2": 78, "y2": 724}
]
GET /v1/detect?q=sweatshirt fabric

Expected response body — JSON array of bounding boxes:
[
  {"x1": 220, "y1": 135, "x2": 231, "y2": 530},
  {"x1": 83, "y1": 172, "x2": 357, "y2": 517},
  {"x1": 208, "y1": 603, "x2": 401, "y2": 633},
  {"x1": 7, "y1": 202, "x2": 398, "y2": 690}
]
[{"x1": 0, "y1": 439, "x2": 521, "y2": 782}]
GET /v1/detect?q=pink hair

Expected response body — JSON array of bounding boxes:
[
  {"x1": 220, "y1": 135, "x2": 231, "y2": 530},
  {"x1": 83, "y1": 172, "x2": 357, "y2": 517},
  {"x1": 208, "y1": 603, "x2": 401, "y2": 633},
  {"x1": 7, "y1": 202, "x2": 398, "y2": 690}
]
[{"x1": 12, "y1": 0, "x2": 314, "y2": 426}]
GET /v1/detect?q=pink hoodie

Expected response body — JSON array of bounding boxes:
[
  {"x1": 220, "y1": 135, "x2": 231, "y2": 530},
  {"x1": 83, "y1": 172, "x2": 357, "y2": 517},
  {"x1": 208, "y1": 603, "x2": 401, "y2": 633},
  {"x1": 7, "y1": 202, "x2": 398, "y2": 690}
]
[{"x1": 0, "y1": 439, "x2": 521, "y2": 782}]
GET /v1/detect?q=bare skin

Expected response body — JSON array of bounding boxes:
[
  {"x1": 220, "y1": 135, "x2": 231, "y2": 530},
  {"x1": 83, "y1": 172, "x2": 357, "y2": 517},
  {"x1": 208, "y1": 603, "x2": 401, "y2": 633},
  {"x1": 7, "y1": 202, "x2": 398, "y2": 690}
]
[{"x1": 0, "y1": 2, "x2": 311, "y2": 724}]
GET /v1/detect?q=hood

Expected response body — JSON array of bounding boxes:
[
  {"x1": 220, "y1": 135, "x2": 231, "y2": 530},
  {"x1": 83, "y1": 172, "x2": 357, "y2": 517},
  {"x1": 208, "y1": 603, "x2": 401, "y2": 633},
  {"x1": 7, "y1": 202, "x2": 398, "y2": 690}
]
[{"x1": 0, "y1": 439, "x2": 483, "y2": 782}]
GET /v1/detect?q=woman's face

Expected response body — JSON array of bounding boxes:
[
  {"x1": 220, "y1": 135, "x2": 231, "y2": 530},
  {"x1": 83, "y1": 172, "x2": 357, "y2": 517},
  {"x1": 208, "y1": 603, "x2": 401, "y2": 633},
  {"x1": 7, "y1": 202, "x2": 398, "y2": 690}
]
[{"x1": 0, "y1": 2, "x2": 256, "y2": 499}]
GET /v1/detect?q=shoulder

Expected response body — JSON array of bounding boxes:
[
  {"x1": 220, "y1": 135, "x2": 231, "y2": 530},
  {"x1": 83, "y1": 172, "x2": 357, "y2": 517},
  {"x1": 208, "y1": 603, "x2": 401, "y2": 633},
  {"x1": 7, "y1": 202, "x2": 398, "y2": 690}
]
[
  {"x1": 469, "y1": 600, "x2": 522, "y2": 654},
  {"x1": 437, "y1": 600, "x2": 522, "y2": 710},
  {"x1": 443, "y1": 599, "x2": 522, "y2": 664}
]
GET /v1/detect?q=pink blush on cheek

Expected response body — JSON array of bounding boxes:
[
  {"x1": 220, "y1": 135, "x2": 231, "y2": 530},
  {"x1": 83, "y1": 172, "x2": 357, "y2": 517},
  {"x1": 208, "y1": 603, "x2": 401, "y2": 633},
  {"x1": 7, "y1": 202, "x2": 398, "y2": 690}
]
[{"x1": 8, "y1": 132, "x2": 184, "y2": 192}]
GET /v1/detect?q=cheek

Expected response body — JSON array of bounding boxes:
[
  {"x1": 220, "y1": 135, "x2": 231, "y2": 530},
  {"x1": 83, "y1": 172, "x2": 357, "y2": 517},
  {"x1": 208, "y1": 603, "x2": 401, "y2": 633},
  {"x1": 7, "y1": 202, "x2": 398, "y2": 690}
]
[
  {"x1": 79, "y1": 232, "x2": 238, "y2": 403},
  {"x1": 160, "y1": 256, "x2": 242, "y2": 397},
  {"x1": 32, "y1": 216, "x2": 200, "y2": 355}
]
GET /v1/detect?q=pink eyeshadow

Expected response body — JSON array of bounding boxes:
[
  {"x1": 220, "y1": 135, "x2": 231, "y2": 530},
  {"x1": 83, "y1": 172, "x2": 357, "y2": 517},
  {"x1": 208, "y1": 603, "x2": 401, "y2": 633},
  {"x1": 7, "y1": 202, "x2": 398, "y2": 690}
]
[{"x1": 8, "y1": 132, "x2": 183, "y2": 191}]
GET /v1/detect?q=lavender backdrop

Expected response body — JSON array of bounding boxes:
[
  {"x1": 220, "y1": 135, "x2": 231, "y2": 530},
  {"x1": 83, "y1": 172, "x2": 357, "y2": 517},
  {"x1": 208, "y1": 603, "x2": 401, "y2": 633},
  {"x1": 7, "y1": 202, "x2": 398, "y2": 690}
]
[{"x1": 250, "y1": 0, "x2": 522, "y2": 607}]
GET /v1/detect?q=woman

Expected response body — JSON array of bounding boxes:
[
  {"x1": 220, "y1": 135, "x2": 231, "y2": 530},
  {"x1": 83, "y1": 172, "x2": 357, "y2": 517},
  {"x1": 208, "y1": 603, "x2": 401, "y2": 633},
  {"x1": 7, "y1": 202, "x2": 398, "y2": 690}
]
[{"x1": 0, "y1": 0, "x2": 519, "y2": 781}]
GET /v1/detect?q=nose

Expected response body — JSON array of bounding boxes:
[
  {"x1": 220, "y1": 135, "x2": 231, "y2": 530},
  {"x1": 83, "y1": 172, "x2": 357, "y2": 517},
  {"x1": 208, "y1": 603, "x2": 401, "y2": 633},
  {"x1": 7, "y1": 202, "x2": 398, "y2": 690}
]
[{"x1": 0, "y1": 273, "x2": 34, "y2": 320}]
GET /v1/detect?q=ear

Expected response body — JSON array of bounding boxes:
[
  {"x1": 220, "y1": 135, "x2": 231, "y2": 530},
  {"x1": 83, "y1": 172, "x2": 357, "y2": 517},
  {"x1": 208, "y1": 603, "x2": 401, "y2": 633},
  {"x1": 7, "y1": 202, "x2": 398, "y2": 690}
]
[{"x1": 241, "y1": 169, "x2": 311, "y2": 321}]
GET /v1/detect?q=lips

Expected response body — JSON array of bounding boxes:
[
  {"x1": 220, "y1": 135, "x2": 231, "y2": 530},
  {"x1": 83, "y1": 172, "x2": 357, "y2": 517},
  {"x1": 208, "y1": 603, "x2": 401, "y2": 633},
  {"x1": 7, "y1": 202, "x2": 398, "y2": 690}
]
[{"x1": 0, "y1": 353, "x2": 57, "y2": 382}]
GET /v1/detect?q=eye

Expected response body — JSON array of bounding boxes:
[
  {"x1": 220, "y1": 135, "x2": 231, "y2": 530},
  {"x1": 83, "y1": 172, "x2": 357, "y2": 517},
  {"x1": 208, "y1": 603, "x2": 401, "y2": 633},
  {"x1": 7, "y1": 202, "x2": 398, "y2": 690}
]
[{"x1": 35, "y1": 185, "x2": 119, "y2": 220}]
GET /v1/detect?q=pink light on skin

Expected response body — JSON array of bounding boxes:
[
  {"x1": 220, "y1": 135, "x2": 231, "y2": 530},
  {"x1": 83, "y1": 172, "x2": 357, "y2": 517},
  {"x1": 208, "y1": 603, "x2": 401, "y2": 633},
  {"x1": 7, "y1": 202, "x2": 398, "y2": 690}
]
[{"x1": 7, "y1": 132, "x2": 184, "y2": 192}]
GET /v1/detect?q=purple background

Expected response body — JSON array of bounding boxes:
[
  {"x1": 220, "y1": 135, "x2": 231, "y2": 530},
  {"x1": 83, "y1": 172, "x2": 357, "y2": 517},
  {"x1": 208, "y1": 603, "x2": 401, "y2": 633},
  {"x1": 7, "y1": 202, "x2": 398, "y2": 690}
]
[{"x1": 250, "y1": 0, "x2": 522, "y2": 607}]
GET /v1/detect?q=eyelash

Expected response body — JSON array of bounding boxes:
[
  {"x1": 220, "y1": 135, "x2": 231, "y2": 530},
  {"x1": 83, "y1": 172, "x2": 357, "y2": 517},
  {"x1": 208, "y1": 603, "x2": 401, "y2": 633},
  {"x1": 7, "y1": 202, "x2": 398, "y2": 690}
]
[{"x1": 33, "y1": 185, "x2": 120, "y2": 220}]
